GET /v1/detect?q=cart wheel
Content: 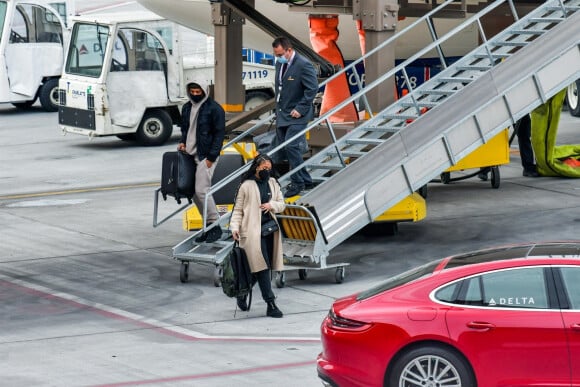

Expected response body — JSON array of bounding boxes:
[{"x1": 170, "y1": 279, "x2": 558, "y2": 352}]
[
  {"x1": 213, "y1": 265, "x2": 223, "y2": 287},
  {"x1": 275, "y1": 271, "x2": 286, "y2": 288},
  {"x1": 417, "y1": 184, "x2": 428, "y2": 199},
  {"x1": 298, "y1": 269, "x2": 308, "y2": 280},
  {"x1": 335, "y1": 267, "x2": 346, "y2": 284},
  {"x1": 490, "y1": 166, "x2": 500, "y2": 189},
  {"x1": 440, "y1": 172, "x2": 451, "y2": 184},
  {"x1": 179, "y1": 261, "x2": 189, "y2": 283}
]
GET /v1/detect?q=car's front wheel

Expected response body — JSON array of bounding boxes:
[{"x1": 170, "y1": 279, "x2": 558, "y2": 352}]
[{"x1": 386, "y1": 345, "x2": 475, "y2": 387}]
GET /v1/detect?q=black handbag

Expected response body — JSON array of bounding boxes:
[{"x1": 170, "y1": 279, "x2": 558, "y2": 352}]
[{"x1": 261, "y1": 219, "x2": 279, "y2": 236}]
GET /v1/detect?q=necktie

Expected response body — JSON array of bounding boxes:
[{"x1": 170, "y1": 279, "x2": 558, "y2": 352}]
[{"x1": 281, "y1": 63, "x2": 288, "y2": 76}]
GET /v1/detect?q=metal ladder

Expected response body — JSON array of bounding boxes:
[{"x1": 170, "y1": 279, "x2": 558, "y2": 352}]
[
  {"x1": 172, "y1": 0, "x2": 580, "y2": 282},
  {"x1": 280, "y1": 0, "x2": 580, "y2": 262}
]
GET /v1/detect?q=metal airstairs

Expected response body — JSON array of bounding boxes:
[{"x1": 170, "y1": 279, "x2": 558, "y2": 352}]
[{"x1": 171, "y1": 0, "x2": 580, "y2": 285}]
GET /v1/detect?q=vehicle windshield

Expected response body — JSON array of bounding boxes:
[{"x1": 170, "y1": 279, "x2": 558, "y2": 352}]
[
  {"x1": 0, "y1": 1, "x2": 7, "y2": 44},
  {"x1": 65, "y1": 23, "x2": 110, "y2": 77},
  {"x1": 356, "y1": 260, "x2": 441, "y2": 301}
]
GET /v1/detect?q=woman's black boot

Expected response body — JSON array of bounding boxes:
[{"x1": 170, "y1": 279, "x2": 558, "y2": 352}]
[
  {"x1": 236, "y1": 295, "x2": 248, "y2": 311},
  {"x1": 266, "y1": 301, "x2": 283, "y2": 318}
]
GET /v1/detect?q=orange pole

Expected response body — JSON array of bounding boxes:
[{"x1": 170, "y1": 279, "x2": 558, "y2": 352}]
[{"x1": 309, "y1": 15, "x2": 358, "y2": 122}]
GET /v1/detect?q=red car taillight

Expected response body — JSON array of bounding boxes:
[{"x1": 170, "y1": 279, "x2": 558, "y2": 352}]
[{"x1": 325, "y1": 309, "x2": 372, "y2": 332}]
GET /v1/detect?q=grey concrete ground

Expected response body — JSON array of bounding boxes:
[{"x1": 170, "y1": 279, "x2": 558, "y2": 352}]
[
  {"x1": 1, "y1": 101, "x2": 579, "y2": 386},
  {"x1": 1, "y1": 1, "x2": 580, "y2": 386}
]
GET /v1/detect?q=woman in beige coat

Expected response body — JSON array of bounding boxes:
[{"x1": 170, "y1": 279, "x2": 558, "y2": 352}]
[{"x1": 230, "y1": 154, "x2": 286, "y2": 317}]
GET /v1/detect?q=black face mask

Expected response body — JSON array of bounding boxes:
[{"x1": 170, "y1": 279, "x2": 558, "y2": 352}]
[
  {"x1": 190, "y1": 94, "x2": 204, "y2": 103},
  {"x1": 258, "y1": 169, "x2": 270, "y2": 181}
]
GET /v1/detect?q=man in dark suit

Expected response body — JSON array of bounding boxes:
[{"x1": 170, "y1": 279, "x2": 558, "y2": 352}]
[{"x1": 272, "y1": 36, "x2": 318, "y2": 197}]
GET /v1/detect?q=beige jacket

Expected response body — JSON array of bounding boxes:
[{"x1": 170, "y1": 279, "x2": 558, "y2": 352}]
[{"x1": 230, "y1": 178, "x2": 286, "y2": 273}]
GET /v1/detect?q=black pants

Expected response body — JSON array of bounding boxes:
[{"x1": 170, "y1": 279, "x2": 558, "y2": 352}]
[
  {"x1": 253, "y1": 269, "x2": 275, "y2": 303},
  {"x1": 516, "y1": 114, "x2": 536, "y2": 171},
  {"x1": 253, "y1": 233, "x2": 275, "y2": 303}
]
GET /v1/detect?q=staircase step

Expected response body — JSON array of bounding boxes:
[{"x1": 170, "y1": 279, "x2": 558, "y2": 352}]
[
  {"x1": 510, "y1": 29, "x2": 547, "y2": 35},
  {"x1": 364, "y1": 125, "x2": 405, "y2": 132},
  {"x1": 418, "y1": 89, "x2": 456, "y2": 96},
  {"x1": 528, "y1": 17, "x2": 564, "y2": 23},
  {"x1": 401, "y1": 101, "x2": 439, "y2": 108},
  {"x1": 491, "y1": 40, "x2": 529, "y2": 47},
  {"x1": 473, "y1": 52, "x2": 510, "y2": 59},
  {"x1": 437, "y1": 76, "x2": 474, "y2": 83},
  {"x1": 345, "y1": 138, "x2": 385, "y2": 145},
  {"x1": 309, "y1": 162, "x2": 345, "y2": 170},
  {"x1": 455, "y1": 64, "x2": 493, "y2": 71},
  {"x1": 327, "y1": 150, "x2": 365, "y2": 158},
  {"x1": 379, "y1": 113, "x2": 419, "y2": 120}
]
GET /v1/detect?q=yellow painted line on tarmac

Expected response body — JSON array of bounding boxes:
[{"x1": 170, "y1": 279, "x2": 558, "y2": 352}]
[{"x1": 0, "y1": 182, "x2": 158, "y2": 201}]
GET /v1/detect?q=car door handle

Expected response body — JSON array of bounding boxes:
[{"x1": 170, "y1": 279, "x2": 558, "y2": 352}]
[
  {"x1": 570, "y1": 323, "x2": 580, "y2": 331},
  {"x1": 466, "y1": 321, "x2": 495, "y2": 330}
]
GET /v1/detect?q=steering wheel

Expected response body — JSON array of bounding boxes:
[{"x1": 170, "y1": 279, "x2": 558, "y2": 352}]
[
  {"x1": 111, "y1": 58, "x2": 128, "y2": 71},
  {"x1": 10, "y1": 30, "x2": 27, "y2": 43}
]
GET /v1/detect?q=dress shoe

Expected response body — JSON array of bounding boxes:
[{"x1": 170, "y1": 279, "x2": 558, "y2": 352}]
[
  {"x1": 523, "y1": 169, "x2": 540, "y2": 177},
  {"x1": 204, "y1": 227, "x2": 223, "y2": 243},
  {"x1": 195, "y1": 232, "x2": 207, "y2": 243},
  {"x1": 236, "y1": 295, "x2": 248, "y2": 311},
  {"x1": 477, "y1": 167, "x2": 490, "y2": 181},
  {"x1": 266, "y1": 301, "x2": 283, "y2": 318},
  {"x1": 284, "y1": 183, "x2": 304, "y2": 198}
]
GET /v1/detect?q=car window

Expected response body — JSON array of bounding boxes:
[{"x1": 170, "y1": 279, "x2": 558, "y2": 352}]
[
  {"x1": 559, "y1": 267, "x2": 580, "y2": 309},
  {"x1": 436, "y1": 267, "x2": 549, "y2": 309},
  {"x1": 357, "y1": 260, "x2": 441, "y2": 301}
]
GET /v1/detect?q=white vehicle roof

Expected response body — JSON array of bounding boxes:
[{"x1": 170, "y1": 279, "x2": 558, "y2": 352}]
[{"x1": 70, "y1": 10, "x2": 165, "y2": 26}]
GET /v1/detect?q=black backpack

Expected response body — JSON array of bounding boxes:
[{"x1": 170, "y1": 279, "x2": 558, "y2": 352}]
[{"x1": 221, "y1": 242, "x2": 253, "y2": 310}]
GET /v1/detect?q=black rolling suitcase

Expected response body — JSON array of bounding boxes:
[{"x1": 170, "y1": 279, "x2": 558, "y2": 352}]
[{"x1": 160, "y1": 151, "x2": 196, "y2": 204}]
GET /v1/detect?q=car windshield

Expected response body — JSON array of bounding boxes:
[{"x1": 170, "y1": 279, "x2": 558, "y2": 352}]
[
  {"x1": 0, "y1": 1, "x2": 7, "y2": 44},
  {"x1": 357, "y1": 259, "x2": 441, "y2": 301},
  {"x1": 65, "y1": 23, "x2": 110, "y2": 77}
]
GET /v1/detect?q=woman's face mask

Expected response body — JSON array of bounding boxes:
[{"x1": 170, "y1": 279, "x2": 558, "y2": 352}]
[{"x1": 258, "y1": 169, "x2": 270, "y2": 181}]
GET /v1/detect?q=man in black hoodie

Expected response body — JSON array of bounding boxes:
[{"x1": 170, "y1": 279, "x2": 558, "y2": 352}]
[{"x1": 178, "y1": 82, "x2": 225, "y2": 242}]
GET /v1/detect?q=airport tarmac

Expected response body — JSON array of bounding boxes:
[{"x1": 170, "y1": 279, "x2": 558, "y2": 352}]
[{"x1": 1, "y1": 101, "x2": 579, "y2": 386}]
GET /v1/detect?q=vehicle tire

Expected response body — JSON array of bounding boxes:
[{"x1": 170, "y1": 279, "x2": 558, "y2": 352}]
[
  {"x1": 490, "y1": 166, "x2": 500, "y2": 189},
  {"x1": 38, "y1": 78, "x2": 59, "y2": 112},
  {"x1": 386, "y1": 345, "x2": 475, "y2": 387},
  {"x1": 213, "y1": 265, "x2": 223, "y2": 287},
  {"x1": 335, "y1": 267, "x2": 345, "y2": 284},
  {"x1": 12, "y1": 98, "x2": 37, "y2": 109},
  {"x1": 417, "y1": 184, "x2": 428, "y2": 199},
  {"x1": 136, "y1": 109, "x2": 173, "y2": 146},
  {"x1": 275, "y1": 271, "x2": 286, "y2": 288},
  {"x1": 566, "y1": 79, "x2": 580, "y2": 117},
  {"x1": 180, "y1": 261, "x2": 189, "y2": 283}
]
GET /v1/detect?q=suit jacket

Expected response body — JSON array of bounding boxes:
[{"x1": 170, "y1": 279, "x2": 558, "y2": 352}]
[{"x1": 274, "y1": 53, "x2": 318, "y2": 127}]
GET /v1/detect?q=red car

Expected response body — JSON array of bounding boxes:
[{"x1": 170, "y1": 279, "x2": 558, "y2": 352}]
[{"x1": 317, "y1": 242, "x2": 580, "y2": 387}]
